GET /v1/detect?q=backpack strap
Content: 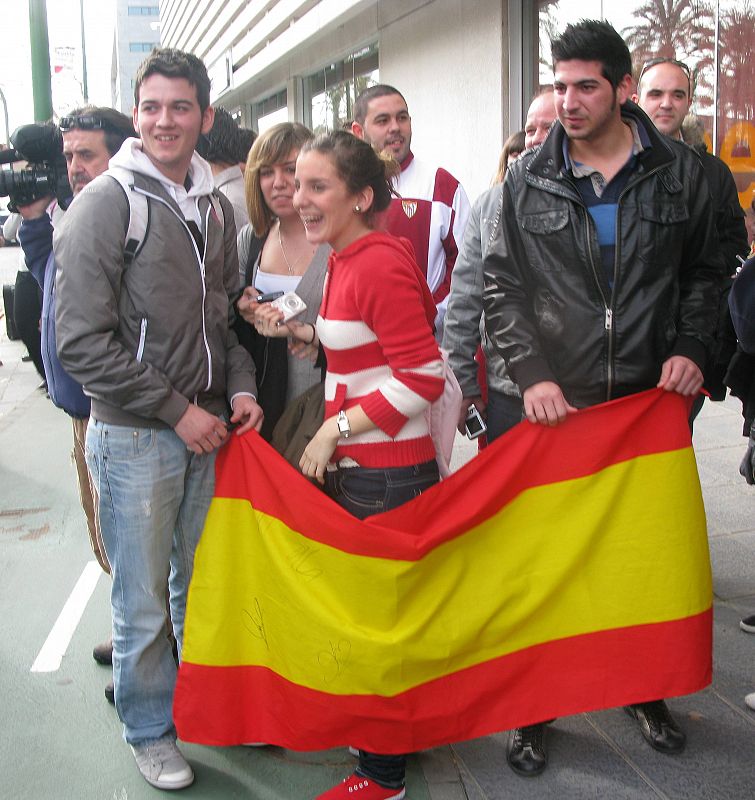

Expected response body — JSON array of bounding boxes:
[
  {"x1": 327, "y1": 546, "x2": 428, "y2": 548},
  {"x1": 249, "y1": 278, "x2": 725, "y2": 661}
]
[
  {"x1": 209, "y1": 190, "x2": 225, "y2": 233},
  {"x1": 105, "y1": 166, "x2": 150, "y2": 265}
]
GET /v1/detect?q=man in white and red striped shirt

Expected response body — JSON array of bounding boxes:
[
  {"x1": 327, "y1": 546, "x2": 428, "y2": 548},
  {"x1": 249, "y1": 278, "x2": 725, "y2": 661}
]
[{"x1": 352, "y1": 84, "x2": 470, "y2": 335}]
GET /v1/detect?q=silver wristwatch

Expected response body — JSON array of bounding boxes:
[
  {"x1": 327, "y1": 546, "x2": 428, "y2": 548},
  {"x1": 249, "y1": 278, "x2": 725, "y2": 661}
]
[{"x1": 336, "y1": 411, "x2": 351, "y2": 439}]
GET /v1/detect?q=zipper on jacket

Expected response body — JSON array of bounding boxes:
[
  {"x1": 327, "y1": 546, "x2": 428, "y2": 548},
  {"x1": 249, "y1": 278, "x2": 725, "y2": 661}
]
[
  {"x1": 604, "y1": 160, "x2": 668, "y2": 400},
  {"x1": 136, "y1": 317, "x2": 147, "y2": 362},
  {"x1": 132, "y1": 186, "x2": 214, "y2": 393},
  {"x1": 579, "y1": 205, "x2": 614, "y2": 400},
  {"x1": 199, "y1": 199, "x2": 212, "y2": 393}
]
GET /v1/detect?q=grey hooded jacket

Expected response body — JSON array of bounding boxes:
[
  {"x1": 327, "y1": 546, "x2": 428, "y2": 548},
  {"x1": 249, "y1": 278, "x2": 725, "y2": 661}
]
[
  {"x1": 442, "y1": 183, "x2": 519, "y2": 399},
  {"x1": 54, "y1": 161, "x2": 256, "y2": 429}
]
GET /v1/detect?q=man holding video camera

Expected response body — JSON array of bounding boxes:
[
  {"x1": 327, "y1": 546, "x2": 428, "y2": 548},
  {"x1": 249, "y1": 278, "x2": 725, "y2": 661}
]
[{"x1": 15, "y1": 106, "x2": 134, "y2": 704}]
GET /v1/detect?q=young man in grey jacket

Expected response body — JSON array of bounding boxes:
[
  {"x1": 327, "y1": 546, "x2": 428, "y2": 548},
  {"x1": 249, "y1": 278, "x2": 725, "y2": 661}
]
[{"x1": 54, "y1": 48, "x2": 263, "y2": 790}]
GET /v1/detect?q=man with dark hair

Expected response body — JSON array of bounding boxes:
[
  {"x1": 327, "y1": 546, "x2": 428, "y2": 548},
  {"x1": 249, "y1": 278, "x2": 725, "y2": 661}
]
[
  {"x1": 134, "y1": 47, "x2": 211, "y2": 113},
  {"x1": 55, "y1": 49, "x2": 262, "y2": 790},
  {"x1": 16, "y1": 106, "x2": 135, "y2": 703},
  {"x1": 634, "y1": 57, "x2": 749, "y2": 407},
  {"x1": 483, "y1": 19, "x2": 720, "y2": 777},
  {"x1": 352, "y1": 83, "x2": 470, "y2": 334},
  {"x1": 196, "y1": 106, "x2": 248, "y2": 231},
  {"x1": 235, "y1": 126, "x2": 257, "y2": 173}
]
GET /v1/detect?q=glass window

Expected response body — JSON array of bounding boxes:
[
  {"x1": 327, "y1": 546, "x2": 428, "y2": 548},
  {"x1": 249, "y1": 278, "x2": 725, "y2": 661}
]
[
  {"x1": 129, "y1": 42, "x2": 156, "y2": 53},
  {"x1": 535, "y1": 0, "x2": 754, "y2": 211},
  {"x1": 304, "y1": 43, "x2": 379, "y2": 135},
  {"x1": 128, "y1": 6, "x2": 159, "y2": 15},
  {"x1": 252, "y1": 89, "x2": 288, "y2": 134}
]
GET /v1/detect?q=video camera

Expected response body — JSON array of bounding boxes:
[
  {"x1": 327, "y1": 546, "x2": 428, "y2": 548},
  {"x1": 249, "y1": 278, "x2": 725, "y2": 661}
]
[{"x1": 0, "y1": 123, "x2": 72, "y2": 211}]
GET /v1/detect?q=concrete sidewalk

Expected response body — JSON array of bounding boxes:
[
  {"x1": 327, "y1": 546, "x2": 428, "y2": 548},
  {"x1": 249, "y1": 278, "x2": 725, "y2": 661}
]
[{"x1": 1, "y1": 240, "x2": 754, "y2": 798}]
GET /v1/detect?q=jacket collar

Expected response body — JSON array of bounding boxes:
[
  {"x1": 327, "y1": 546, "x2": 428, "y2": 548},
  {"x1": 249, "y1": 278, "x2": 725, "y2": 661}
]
[
  {"x1": 527, "y1": 100, "x2": 676, "y2": 184},
  {"x1": 399, "y1": 151, "x2": 414, "y2": 172},
  {"x1": 126, "y1": 169, "x2": 214, "y2": 223}
]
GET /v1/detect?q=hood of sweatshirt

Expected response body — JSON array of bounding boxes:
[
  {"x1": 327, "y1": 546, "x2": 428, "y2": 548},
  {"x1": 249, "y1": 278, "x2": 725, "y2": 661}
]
[{"x1": 109, "y1": 137, "x2": 215, "y2": 226}]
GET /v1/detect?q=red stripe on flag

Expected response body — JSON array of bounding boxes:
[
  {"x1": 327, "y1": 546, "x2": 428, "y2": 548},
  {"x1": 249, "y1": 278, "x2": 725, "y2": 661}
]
[
  {"x1": 174, "y1": 608, "x2": 711, "y2": 753},
  {"x1": 213, "y1": 389, "x2": 694, "y2": 559}
]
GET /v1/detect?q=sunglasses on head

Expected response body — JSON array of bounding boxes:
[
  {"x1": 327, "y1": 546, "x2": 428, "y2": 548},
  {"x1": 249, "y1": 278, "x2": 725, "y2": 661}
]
[
  {"x1": 59, "y1": 115, "x2": 108, "y2": 132},
  {"x1": 639, "y1": 57, "x2": 691, "y2": 82}
]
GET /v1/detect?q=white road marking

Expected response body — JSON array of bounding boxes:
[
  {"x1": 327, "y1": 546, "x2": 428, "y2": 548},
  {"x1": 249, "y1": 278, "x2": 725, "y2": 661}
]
[{"x1": 31, "y1": 560, "x2": 103, "y2": 673}]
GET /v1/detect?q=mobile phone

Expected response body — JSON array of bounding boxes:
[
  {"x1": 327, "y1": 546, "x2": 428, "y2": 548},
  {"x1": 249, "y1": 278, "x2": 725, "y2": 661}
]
[
  {"x1": 464, "y1": 404, "x2": 487, "y2": 440},
  {"x1": 255, "y1": 290, "x2": 285, "y2": 303}
]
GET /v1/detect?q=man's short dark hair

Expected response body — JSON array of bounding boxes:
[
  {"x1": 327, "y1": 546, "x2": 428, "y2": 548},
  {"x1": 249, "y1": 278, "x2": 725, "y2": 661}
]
[
  {"x1": 353, "y1": 84, "x2": 407, "y2": 125},
  {"x1": 134, "y1": 48, "x2": 211, "y2": 114},
  {"x1": 234, "y1": 127, "x2": 257, "y2": 164},
  {"x1": 551, "y1": 19, "x2": 632, "y2": 90},
  {"x1": 195, "y1": 107, "x2": 239, "y2": 164},
  {"x1": 65, "y1": 105, "x2": 135, "y2": 156}
]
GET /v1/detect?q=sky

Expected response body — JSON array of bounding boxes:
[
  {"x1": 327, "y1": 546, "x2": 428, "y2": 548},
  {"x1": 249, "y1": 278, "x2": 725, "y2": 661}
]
[{"x1": 0, "y1": 0, "x2": 116, "y2": 143}]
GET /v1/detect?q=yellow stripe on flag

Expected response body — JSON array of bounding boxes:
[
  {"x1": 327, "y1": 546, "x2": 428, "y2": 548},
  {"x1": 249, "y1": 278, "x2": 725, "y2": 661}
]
[{"x1": 183, "y1": 447, "x2": 710, "y2": 697}]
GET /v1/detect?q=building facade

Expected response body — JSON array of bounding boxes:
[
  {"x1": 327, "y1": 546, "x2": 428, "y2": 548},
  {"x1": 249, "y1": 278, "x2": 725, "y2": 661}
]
[
  {"x1": 111, "y1": 1, "x2": 161, "y2": 114},
  {"x1": 159, "y1": 0, "x2": 754, "y2": 209}
]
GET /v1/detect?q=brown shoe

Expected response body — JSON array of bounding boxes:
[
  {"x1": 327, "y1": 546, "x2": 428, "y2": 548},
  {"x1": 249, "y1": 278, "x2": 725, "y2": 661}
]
[
  {"x1": 104, "y1": 681, "x2": 115, "y2": 704},
  {"x1": 93, "y1": 637, "x2": 113, "y2": 666}
]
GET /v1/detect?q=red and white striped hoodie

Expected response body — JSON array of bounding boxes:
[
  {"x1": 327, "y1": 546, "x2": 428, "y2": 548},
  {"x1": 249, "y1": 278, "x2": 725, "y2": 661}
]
[{"x1": 317, "y1": 231, "x2": 445, "y2": 468}]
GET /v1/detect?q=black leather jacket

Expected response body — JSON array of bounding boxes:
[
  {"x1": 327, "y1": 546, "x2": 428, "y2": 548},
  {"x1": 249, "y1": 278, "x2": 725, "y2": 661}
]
[{"x1": 483, "y1": 102, "x2": 721, "y2": 408}]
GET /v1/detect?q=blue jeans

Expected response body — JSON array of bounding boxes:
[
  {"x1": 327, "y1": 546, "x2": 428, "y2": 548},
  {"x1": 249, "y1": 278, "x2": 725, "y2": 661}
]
[
  {"x1": 325, "y1": 459, "x2": 439, "y2": 789},
  {"x1": 86, "y1": 419, "x2": 216, "y2": 745}
]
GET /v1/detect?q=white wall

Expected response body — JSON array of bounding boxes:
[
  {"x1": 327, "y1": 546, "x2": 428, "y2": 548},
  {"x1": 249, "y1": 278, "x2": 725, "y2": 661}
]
[
  {"x1": 201, "y1": 0, "x2": 508, "y2": 201},
  {"x1": 378, "y1": 0, "x2": 505, "y2": 200}
]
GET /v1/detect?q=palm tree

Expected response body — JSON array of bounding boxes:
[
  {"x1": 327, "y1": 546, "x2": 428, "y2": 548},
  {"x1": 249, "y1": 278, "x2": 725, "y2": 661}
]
[
  {"x1": 623, "y1": 0, "x2": 715, "y2": 109},
  {"x1": 717, "y1": 0, "x2": 755, "y2": 123},
  {"x1": 622, "y1": 0, "x2": 714, "y2": 69},
  {"x1": 538, "y1": 1, "x2": 561, "y2": 85}
]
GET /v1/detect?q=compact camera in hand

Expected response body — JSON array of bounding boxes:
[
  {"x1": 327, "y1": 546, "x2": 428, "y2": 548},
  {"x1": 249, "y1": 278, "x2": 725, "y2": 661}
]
[
  {"x1": 464, "y1": 404, "x2": 487, "y2": 440},
  {"x1": 271, "y1": 291, "x2": 307, "y2": 322}
]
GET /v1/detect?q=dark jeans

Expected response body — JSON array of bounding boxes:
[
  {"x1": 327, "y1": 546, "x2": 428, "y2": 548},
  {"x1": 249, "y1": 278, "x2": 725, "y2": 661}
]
[
  {"x1": 14, "y1": 270, "x2": 44, "y2": 379},
  {"x1": 487, "y1": 389, "x2": 524, "y2": 443},
  {"x1": 324, "y1": 458, "x2": 439, "y2": 789},
  {"x1": 689, "y1": 393, "x2": 704, "y2": 432}
]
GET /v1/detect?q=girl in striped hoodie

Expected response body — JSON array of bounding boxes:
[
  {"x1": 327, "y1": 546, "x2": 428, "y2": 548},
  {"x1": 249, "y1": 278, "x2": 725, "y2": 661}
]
[{"x1": 292, "y1": 130, "x2": 445, "y2": 800}]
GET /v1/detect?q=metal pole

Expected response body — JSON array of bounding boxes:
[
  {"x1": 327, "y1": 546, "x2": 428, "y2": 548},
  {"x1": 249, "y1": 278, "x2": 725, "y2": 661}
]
[
  {"x1": 0, "y1": 86, "x2": 9, "y2": 146},
  {"x1": 80, "y1": 0, "x2": 89, "y2": 102},
  {"x1": 29, "y1": 0, "x2": 53, "y2": 122}
]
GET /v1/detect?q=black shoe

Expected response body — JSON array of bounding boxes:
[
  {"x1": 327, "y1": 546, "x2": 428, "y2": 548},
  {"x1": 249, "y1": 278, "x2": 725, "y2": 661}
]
[
  {"x1": 105, "y1": 681, "x2": 115, "y2": 704},
  {"x1": 92, "y1": 637, "x2": 113, "y2": 665},
  {"x1": 625, "y1": 700, "x2": 686, "y2": 753},
  {"x1": 506, "y1": 723, "x2": 547, "y2": 777},
  {"x1": 740, "y1": 614, "x2": 755, "y2": 633}
]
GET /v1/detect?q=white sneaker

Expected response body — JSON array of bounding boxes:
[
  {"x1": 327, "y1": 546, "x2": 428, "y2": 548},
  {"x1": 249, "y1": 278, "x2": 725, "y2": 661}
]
[
  {"x1": 745, "y1": 692, "x2": 755, "y2": 711},
  {"x1": 130, "y1": 736, "x2": 194, "y2": 790}
]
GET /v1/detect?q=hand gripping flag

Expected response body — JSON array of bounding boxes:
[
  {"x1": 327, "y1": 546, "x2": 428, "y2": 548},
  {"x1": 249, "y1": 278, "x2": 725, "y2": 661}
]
[{"x1": 174, "y1": 388, "x2": 712, "y2": 753}]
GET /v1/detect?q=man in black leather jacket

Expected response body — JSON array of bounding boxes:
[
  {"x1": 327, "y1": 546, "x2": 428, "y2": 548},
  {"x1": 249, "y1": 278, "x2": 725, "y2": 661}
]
[
  {"x1": 634, "y1": 58, "x2": 749, "y2": 406},
  {"x1": 483, "y1": 20, "x2": 721, "y2": 779}
]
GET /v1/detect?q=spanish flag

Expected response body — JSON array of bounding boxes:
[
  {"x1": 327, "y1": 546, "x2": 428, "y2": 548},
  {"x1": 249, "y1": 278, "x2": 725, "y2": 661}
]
[{"x1": 174, "y1": 388, "x2": 712, "y2": 753}]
